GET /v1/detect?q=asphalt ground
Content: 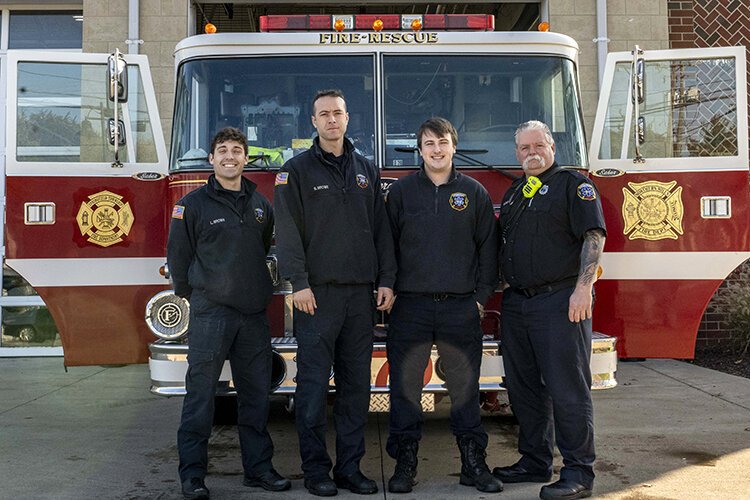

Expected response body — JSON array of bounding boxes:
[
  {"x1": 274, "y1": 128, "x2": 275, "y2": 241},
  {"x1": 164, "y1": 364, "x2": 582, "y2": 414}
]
[{"x1": 1, "y1": 357, "x2": 749, "y2": 499}]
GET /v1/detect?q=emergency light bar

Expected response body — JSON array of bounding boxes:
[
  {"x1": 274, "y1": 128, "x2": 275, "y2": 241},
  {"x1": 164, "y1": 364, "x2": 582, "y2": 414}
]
[{"x1": 259, "y1": 14, "x2": 495, "y2": 32}]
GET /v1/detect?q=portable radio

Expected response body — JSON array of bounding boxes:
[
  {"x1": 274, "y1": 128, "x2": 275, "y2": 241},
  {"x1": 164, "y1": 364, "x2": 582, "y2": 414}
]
[{"x1": 522, "y1": 175, "x2": 542, "y2": 198}]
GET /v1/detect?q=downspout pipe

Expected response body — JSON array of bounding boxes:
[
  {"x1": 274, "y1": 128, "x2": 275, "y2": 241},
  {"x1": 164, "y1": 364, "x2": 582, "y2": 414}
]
[
  {"x1": 127, "y1": 0, "x2": 142, "y2": 55},
  {"x1": 595, "y1": 0, "x2": 609, "y2": 89},
  {"x1": 540, "y1": 0, "x2": 549, "y2": 23}
]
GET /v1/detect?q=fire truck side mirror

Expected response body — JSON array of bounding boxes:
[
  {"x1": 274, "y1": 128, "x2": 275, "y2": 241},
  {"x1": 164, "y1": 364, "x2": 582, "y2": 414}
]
[
  {"x1": 107, "y1": 118, "x2": 127, "y2": 147},
  {"x1": 636, "y1": 116, "x2": 645, "y2": 145},
  {"x1": 632, "y1": 56, "x2": 644, "y2": 105},
  {"x1": 107, "y1": 51, "x2": 128, "y2": 104}
]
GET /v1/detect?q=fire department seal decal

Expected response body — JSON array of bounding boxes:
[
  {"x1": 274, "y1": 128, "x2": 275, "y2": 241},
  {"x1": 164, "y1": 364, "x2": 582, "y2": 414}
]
[
  {"x1": 449, "y1": 192, "x2": 468, "y2": 211},
  {"x1": 76, "y1": 190, "x2": 135, "y2": 247},
  {"x1": 356, "y1": 174, "x2": 369, "y2": 189},
  {"x1": 255, "y1": 207, "x2": 265, "y2": 223},
  {"x1": 622, "y1": 180, "x2": 684, "y2": 241}
]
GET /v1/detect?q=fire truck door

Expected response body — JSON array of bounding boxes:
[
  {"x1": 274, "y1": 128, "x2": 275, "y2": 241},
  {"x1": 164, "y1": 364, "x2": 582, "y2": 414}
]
[
  {"x1": 589, "y1": 46, "x2": 749, "y2": 358},
  {"x1": 1, "y1": 51, "x2": 169, "y2": 364}
]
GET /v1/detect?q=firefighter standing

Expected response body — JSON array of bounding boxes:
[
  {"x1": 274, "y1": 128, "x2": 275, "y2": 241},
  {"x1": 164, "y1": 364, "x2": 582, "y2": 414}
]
[
  {"x1": 273, "y1": 89, "x2": 396, "y2": 497},
  {"x1": 168, "y1": 128, "x2": 290, "y2": 499},
  {"x1": 384, "y1": 117, "x2": 502, "y2": 494},
  {"x1": 494, "y1": 120, "x2": 606, "y2": 500}
]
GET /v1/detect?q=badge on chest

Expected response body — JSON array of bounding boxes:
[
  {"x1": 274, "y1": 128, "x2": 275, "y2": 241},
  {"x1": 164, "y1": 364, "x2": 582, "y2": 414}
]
[{"x1": 450, "y1": 192, "x2": 468, "y2": 211}]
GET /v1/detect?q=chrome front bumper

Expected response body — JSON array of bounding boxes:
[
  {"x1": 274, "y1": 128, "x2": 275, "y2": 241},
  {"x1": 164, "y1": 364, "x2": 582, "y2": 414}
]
[{"x1": 149, "y1": 332, "x2": 617, "y2": 398}]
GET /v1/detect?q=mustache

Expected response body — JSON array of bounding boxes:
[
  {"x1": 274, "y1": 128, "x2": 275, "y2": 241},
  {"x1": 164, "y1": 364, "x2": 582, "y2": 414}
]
[{"x1": 523, "y1": 155, "x2": 546, "y2": 169}]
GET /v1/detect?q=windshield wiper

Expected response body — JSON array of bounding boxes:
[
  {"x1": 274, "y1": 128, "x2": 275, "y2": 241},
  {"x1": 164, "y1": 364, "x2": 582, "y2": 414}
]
[
  {"x1": 247, "y1": 153, "x2": 274, "y2": 171},
  {"x1": 394, "y1": 147, "x2": 518, "y2": 180}
]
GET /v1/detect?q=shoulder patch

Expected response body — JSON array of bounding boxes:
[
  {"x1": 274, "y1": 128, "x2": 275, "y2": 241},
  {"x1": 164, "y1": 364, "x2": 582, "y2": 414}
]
[
  {"x1": 275, "y1": 172, "x2": 289, "y2": 186},
  {"x1": 577, "y1": 183, "x2": 597, "y2": 201},
  {"x1": 172, "y1": 205, "x2": 185, "y2": 219}
]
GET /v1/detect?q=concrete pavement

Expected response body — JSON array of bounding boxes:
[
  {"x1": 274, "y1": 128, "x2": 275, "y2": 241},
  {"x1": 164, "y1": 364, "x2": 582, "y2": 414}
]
[{"x1": 0, "y1": 357, "x2": 748, "y2": 499}]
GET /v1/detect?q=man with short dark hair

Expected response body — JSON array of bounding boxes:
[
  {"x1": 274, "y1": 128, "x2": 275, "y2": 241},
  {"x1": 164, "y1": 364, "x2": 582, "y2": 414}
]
[
  {"x1": 494, "y1": 120, "x2": 606, "y2": 500},
  {"x1": 384, "y1": 117, "x2": 502, "y2": 494},
  {"x1": 168, "y1": 127, "x2": 290, "y2": 499},
  {"x1": 274, "y1": 90, "x2": 396, "y2": 497}
]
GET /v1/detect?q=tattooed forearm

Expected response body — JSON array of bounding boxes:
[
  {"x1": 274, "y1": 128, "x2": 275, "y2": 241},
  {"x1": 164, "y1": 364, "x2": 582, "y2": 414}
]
[{"x1": 577, "y1": 229, "x2": 606, "y2": 287}]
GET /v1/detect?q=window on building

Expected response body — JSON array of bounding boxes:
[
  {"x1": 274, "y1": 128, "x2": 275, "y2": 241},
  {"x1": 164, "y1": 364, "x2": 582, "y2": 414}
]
[{"x1": 8, "y1": 10, "x2": 83, "y2": 49}]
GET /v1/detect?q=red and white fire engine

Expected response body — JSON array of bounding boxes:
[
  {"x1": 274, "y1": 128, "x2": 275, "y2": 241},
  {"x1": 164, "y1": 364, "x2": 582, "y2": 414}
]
[{"x1": 4, "y1": 14, "x2": 747, "y2": 409}]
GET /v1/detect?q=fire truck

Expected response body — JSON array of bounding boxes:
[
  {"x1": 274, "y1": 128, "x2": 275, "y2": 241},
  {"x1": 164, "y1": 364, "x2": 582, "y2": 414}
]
[{"x1": 4, "y1": 14, "x2": 747, "y2": 409}]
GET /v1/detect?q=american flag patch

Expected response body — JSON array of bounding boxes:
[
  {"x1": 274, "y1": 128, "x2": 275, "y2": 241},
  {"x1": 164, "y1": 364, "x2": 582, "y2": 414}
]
[
  {"x1": 172, "y1": 205, "x2": 185, "y2": 219},
  {"x1": 275, "y1": 172, "x2": 289, "y2": 186}
]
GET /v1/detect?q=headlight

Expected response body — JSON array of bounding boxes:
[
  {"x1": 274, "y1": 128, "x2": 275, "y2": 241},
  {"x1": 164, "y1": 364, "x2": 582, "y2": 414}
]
[{"x1": 145, "y1": 290, "x2": 189, "y2": 340}]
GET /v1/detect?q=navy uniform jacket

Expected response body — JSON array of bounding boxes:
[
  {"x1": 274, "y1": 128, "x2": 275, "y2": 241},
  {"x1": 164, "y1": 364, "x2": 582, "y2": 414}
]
[
  {"x1": 386, "y1": 167, "x2": 498, "y2": 305},
  {"x1": 498, "y1": 163, "x2": 606, "y2": 290},
  {"x1": 167, "y1": 174, "x2": 274, "y2": 314},
  {"x1": 273, "y1": 137, "x2": 396, "y2": 292}
]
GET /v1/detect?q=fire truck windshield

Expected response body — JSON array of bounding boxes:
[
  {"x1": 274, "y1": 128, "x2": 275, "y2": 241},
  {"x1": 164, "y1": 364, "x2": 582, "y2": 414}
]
[
  {"x1": 170, "y1": 54, "x2": 586, "y2": 171},
  {"x1": 383, "y1": 55, "x2": 586, "y2": 169}
]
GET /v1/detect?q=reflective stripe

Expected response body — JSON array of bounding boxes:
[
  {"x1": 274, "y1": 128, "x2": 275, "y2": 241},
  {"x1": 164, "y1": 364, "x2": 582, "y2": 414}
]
[
  {"x1": 5, "y1": 257, "x2": 166, "y2": 287},
  {"x1": 600, "y1": 252, "x2": 750, "y2": 280}
]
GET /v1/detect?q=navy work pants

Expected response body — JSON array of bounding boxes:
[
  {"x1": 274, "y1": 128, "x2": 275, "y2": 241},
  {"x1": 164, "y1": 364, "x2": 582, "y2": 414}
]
[
  {"x1": 294, "y1": 284, "x2": 374, "y2": 480},
  {"x1": 386, "y1": 294, "x2": 487, "y2": 458},
  {"x1": 501, "y1": 287, "x2": 595, "y2": 487},
  {"x1": 177, "y1": 290, "x2": 274, "y2": 482}
]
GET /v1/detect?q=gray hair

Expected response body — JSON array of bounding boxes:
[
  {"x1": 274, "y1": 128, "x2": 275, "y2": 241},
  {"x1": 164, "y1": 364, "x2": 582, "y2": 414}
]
[{"x1": 515, "y1": 120, "x2": 554, "y2": 146}]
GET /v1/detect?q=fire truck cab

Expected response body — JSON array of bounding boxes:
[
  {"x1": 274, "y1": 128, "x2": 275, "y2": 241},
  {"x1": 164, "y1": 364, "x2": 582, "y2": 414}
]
[{"x1": 3, "y1": 14, "x2": 747, "y2": 410}]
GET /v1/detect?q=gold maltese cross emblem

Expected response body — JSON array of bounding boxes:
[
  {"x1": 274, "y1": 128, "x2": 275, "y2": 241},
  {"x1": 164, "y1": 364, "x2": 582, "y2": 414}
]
[
  {"x1": 622, "y1": 180, "x2": 683, "y2": 241},
  {"x1": 76, "y1": 190, "x2": 135, "y2": 247}
]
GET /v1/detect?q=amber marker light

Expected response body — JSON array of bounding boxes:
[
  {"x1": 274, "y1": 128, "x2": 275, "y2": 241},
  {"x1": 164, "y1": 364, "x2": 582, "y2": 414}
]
[
  {"x1": 538, "y1": 21, "x2": 550, "y2": 32},
  {"x1": 411, "y1": 18, "x2": 423, "y2": 31},
  {"x1": 204, "y1": 22, "x2": 217, "y2": 34},
  {"x1": 373, "y1": 19, "x2": 384, "y2": 31},
  {"x1": 334, "y1": 18, "x2": 346, "y2": 32}
]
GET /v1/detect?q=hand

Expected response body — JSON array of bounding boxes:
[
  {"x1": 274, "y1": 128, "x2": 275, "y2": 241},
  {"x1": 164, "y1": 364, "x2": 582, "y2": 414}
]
[
  {"x1": 292, "y1": 288, "x2": 317, "y2": 315},
  {"x1": 376, "y1": 287, "x2": 395, "y2": 312},
  {"x1": 568, "y1": 284, "x2": 593, "y2": 322}
]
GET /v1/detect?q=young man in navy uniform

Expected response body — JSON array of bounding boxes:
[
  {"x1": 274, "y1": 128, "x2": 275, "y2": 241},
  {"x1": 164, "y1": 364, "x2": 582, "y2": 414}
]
[
  {"x1": 168, "y1": 127, "x2": 290, "y2": 499},
  {"x1": 384, "y1": 117, "x2": 502, "y2": 494},
  {"x1": 495, "y1": 120, "x2": 606, "y2": 500},
  {"x1": 274, "y1": 90, "x2": 396, "y2": 497}
]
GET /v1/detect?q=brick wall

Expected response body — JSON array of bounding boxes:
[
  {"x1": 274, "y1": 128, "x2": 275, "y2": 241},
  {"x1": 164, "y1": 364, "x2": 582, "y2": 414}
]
[{"x1": 668, "y1": 0, "x2": 750, "y2": 346}]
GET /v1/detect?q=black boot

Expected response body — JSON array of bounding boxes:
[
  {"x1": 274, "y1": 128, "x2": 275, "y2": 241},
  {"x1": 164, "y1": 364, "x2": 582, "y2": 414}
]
[
  {"x1": 388, "y1": 438, "x2": 419, "y2": 493},
  {"x1": 457, "y1": 436, "x2": 503, "y2": 493}
]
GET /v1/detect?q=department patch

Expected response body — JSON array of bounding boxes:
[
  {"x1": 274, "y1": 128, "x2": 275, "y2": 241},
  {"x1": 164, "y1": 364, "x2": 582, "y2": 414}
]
[
  {"x1": 172, "y1": 205, "x2": 185, "y2": 219},
  {"x1": 539, "y1": 185, "x2": 549, "y2": 195},
  {"x1": 275, "y1": 172, "x2": 289, "y2": 186},
  {"x1": 356, "y1": 174, "x2": 369, "y2": 189},
  {"x1": 449, "y1": 192, "x2": 469, "y2": 211},
  {"x1": 577, "y1": 183, "x2": 597, "y2": 201},
  {"x1": 254, "y1": 207, "x2": 265, "y2": 223}
]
